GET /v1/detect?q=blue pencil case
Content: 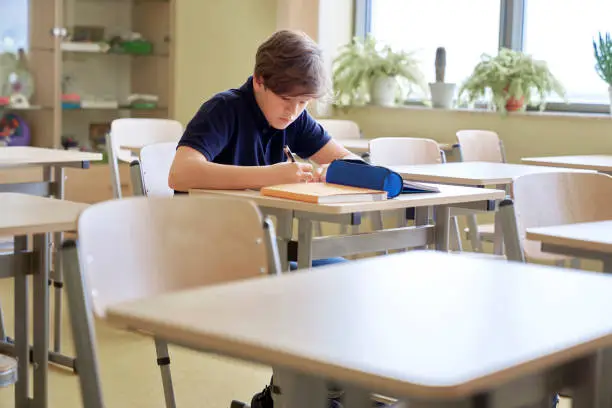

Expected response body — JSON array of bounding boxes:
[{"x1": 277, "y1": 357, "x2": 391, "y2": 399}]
[{"x1": 325, "y1": 159, "x2": 404, "y2": 198}]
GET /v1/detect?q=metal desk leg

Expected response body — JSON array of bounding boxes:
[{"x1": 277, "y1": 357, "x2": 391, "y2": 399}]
[
  {"x1": 273, "y1": 368, "x2": 328, "y2": 408},
  {"x1": 52, "y1": 166, "x2": 65, "y2": 354},
  {"x1": 297, "y1": 218, "x2": 314, "y2": 270},
  {"x1": 492, "y1": 184, "x2": 507, "y2": 256},
  {"x1": 274, "y1": 210, "x2": 293, "y2": 272},
  {"x1": 434, "y1": 205, "x2": 450, "y2": 251},
  {"x1": 13, "y1": 235, "x2": 29, "y2": 408},
  {"x1": 32, "y1": 233, "x2": 50, "y2": 408}
]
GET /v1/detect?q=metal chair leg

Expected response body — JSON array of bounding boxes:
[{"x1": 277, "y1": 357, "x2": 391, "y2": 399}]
[
  {"x1": 155, "y1": 338, "x2": 177, "y2": 408},
  {"x1": 465, "y1": 214, "x2": 484, "y2": 252}
]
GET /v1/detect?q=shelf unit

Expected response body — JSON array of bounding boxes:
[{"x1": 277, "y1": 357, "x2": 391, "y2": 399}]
[
  {"x1": 11, "y1": 0, "x2": 175, "y2": 149},
  {"x1": 1, "y1": 0, "x2": 174, "y2": 202}
]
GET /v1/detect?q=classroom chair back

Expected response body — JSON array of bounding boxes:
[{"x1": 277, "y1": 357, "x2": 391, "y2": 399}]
[
  {"x1": 73, "y1": 195, "x2": 279, "y2": 318},
  {"x1": 131, "y1": 141, "x2": 178, "y2": 197},
  {"x1": 107, "y1": 118, "x2": 183, "y2": 199},
  {"x1": 317, "y1": 119, "x2": 361, "y2": 139},
  {"x1": 512, "y1": 171, "x2": 612, "y2": 261},
  {"x1": 455, "y1": 129, "x2": 505, "y2": 163},
  {"x1": 369, "y1": 137, "x2": 443, "y2": 166}
]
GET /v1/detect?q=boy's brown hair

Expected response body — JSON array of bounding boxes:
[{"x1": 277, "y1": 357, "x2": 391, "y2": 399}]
[{"x1": 254, "y1": 29, "x2": 328, "y2": 98}]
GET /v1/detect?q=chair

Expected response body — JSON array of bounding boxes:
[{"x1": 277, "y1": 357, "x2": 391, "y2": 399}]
[
  {"x1": 130, "y1": 141, "x2": 178, "y2": 197},
  {"x1": 0, "y1": 354, "x2": 17, "y2": 387},
  {"x1": 455, "y1": 130, "x2": 506, "y2": 252},
  {"x1": 317, "y1": 119, "x2": 361, "y2": 139},
  {"x1": 368, "y1": 137, "x2": 462, "y2": 251},
  {"x1": 62, "y1": 195, "x2": 281, "y2": 408},
  {"x1": 502, "y1": 172, "x2": 612, "y2": 266},
  {"x1": 107, "y1": 118, "x2": 183, "y2": 199}
]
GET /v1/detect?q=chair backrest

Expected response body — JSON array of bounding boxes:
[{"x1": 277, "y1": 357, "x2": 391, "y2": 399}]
[
  {"x1": 135, "y1": 142, "x2": 178, "y2": 197},
  {"x1": 512, "y1": 172, "x2": 612, "y2": 260},
  {"x1": 369, "y1": 137, "x2": 444, "y2": 166},
  {"x1": 318, "y1": 119, "x2": 361, "y2": 140},
  {"x1": 75, "y1": 195, "x2": 280, "y2": 318},
  {"x1": 107, "y1": 118, "x2": 183, "y2": 199},
  {"x1": 455, "y1": 130, "x2": 505, "y2": 163}
]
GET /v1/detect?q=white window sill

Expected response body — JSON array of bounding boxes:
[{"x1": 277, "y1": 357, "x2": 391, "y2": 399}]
[{"x1": 332, "y1": 102, "x2": 612, "y2": 121}]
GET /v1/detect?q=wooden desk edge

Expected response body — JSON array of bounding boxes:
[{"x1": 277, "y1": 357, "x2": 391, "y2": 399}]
[
  {"x1": 521, "y1": 158, "x2": 612, "y2": 172},
  {"x1": 105, "y1": 306, "x2": 612, "y2": 400}
]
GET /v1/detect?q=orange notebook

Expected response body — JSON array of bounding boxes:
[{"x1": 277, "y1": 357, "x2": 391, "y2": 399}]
[{"x1": 260, "y1": 182, "x2": 387, "y2": 204}]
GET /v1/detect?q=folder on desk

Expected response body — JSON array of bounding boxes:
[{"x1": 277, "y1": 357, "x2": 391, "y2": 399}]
[
  {"x1": 325, "y1": 159, "x2": 439, "y2": 198},
  {"x1": 261, "y1": 183, "x2": 387, "y2": 204}
]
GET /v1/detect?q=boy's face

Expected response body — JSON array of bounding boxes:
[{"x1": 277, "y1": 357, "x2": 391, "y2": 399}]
[{"x1": 253, "y1": 76, "x2": 313, "y2": 130}]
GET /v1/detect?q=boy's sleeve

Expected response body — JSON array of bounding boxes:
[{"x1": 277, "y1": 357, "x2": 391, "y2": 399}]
[
  {"x1": 177, "y1": 98, "x2": 234, "y2": 161},
  {"x1": 289, "y1": 110, "x2": 332, "y2": 159}
]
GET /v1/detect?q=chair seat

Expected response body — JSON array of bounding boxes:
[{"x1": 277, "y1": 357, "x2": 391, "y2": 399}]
[
  {"x1": 464, "y1": 223, "x2": 495, "y2": 241},
  {"x1": 0, "y1": 354, "x2": 17, "y2": 387}
]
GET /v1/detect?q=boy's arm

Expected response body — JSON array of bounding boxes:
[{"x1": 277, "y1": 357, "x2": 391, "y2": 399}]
[
  {"x1": 168, "y1": 146, "x2": 314, "y2": 191},
  {"x1": 309, "y1": 139, "x2": 364, "y2": 165}
]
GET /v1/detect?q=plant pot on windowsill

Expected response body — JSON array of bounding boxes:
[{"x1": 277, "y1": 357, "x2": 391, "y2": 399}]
[
  {"x1": 429, "y1": 82, "x2": 456, "y2": 108},
  {"x1": 370, "y1": 75, "x2": 398, "y2": 107}
]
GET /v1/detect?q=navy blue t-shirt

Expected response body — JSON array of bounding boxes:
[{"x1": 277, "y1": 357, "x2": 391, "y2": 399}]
[{"x1": 177, "y1": 76, "x2": 331, "y2": 166}]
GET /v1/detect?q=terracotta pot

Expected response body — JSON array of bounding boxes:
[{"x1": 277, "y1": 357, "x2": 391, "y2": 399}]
[
  {"x1": 502, "y1": 85, "x2": 524, "y2": 111},
  {"x1": 505, "y1": 96, "x2": 524, "y2": 111}
]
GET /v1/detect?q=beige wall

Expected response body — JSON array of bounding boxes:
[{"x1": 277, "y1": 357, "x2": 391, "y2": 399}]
[{"x1": 173, "y1": 0, "x2": 277, "y2": 125}]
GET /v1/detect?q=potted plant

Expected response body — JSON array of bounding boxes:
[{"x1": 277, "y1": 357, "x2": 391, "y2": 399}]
[
  {"x1": 593, "y1": 32, "x2": 612, "y2": 114},
  {"x1": 428, "y1": 47, "x2": 456, "y2": 108},
  {"x1": 458, "y1": 48, "x2": 565, "y2": 113},
  {"x1": 332, "y1": 35, "x2": 427, "y2": 108}
]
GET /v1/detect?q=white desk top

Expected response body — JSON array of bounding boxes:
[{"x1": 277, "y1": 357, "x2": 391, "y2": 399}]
[
  {"x1": 526, "y1": 220, "x2": 612, "y2": 254},
  {"x1": 190, "y1": 184, "x2": 504, "y2": 214},
  {"x1": 521, "y1": 155, "x2": 612, "y2": 172},
  {"x1": 106, "y1": 250, "x2": 612, "y2": 399},
  {"x1": 339, "y1": 139, "x2": 454, "y2": 154},
  {"x1": 0, "y1": 146, "x2": 102, "y2": 167},
  {"x1": 393, "y1": 161, "x2": 595, "y2": 186},
  {"x1": 0, "y1": 193, "x2": 89, "y2": 235}
]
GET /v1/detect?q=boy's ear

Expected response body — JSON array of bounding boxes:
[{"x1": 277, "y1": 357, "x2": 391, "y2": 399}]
[{"x1": 253, "y1": 75, "x2": 265, "y2": 90}]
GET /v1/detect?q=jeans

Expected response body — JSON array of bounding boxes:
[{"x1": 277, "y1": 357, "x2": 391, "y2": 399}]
[{"x1": 289, "y1": 257, "x2": 347, "y2": 271}]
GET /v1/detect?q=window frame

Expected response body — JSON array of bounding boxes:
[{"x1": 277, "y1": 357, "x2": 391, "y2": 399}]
[{"x1": 355, "y1": 0, "x2": 610, "y2": 114}]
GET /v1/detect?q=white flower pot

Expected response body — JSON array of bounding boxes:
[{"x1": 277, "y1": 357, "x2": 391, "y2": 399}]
[
  {"x1": 609, "y1": 85, "x2": 612, "y2": 115},
  {"x1": 370, "y1": 76, "x2": 397, "y2": 107},
  {"x1": 429, "y1": 82, "x2": 456, "y2": 109}
]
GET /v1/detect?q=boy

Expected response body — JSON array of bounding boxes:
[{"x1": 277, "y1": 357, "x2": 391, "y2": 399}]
[{"x1": 169, "y1": 29, "x2": 366, "y2": 407}]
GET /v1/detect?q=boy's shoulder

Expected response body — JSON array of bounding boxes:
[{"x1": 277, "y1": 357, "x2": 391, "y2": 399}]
[{"x1": 198, "y1": 86, "x2": 246, "y2": 115}]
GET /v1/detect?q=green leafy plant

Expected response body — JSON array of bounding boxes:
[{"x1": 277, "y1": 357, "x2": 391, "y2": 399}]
[
  {"x1": 458, "y1": 48, "x2": 565, "y2": 113},
  {"x1": 332, "y1": 35, "x2": 427, "y2": 108},
  {"x1": 594, "y1": 32, "x2": 612, "y2": 86}
]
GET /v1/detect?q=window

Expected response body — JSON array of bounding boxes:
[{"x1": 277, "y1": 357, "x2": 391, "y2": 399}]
[
  {"x1": 369, "y1": 0, "x2": 502, "y2": 100},
  {"x1": 0, "y1": 0, "x2": 29, "y2": 52},
  {"x1": 523, "y1": 0, "x2": 612, "y2": 105},
  {"x1": 358, "y1": 0, "x2": 611, "y2": 111}
]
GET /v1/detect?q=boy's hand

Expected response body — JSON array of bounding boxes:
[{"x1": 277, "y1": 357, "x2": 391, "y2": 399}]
[
  {"x1": 269, "y1": 162, "x2": 315, "y2": 184},
  {"x1": 313, "y1": 164, "x2": 329, "y2": 182}
]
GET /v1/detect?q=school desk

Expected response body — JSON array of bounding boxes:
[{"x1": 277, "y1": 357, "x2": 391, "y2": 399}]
[
  {"x1": 521, "y1": 155, "x2": 612, "y2": 174},
  {"x1": 526, "y1": 220, "x2": 612, "y2": 272},
  {"x1": 0, "y1": 193, "x2": 89, "y2": 408},
  {"x1": 190, "y1": 184, "x2": 506, "y2": 270},
  {"x1": 102, "y1": 250, "x2": 612, "y2": 408},
  {"x1": 392, "y1": 161, "x2": 597, "y2": 254},
  {"x1": 0, "y1": 146, "x2": 102, "y2": 371}
]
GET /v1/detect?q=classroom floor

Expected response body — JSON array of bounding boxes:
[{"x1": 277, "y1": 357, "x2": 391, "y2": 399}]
[{"x1": 0, "y1": 278, "x2": 270, "y2": 408}]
